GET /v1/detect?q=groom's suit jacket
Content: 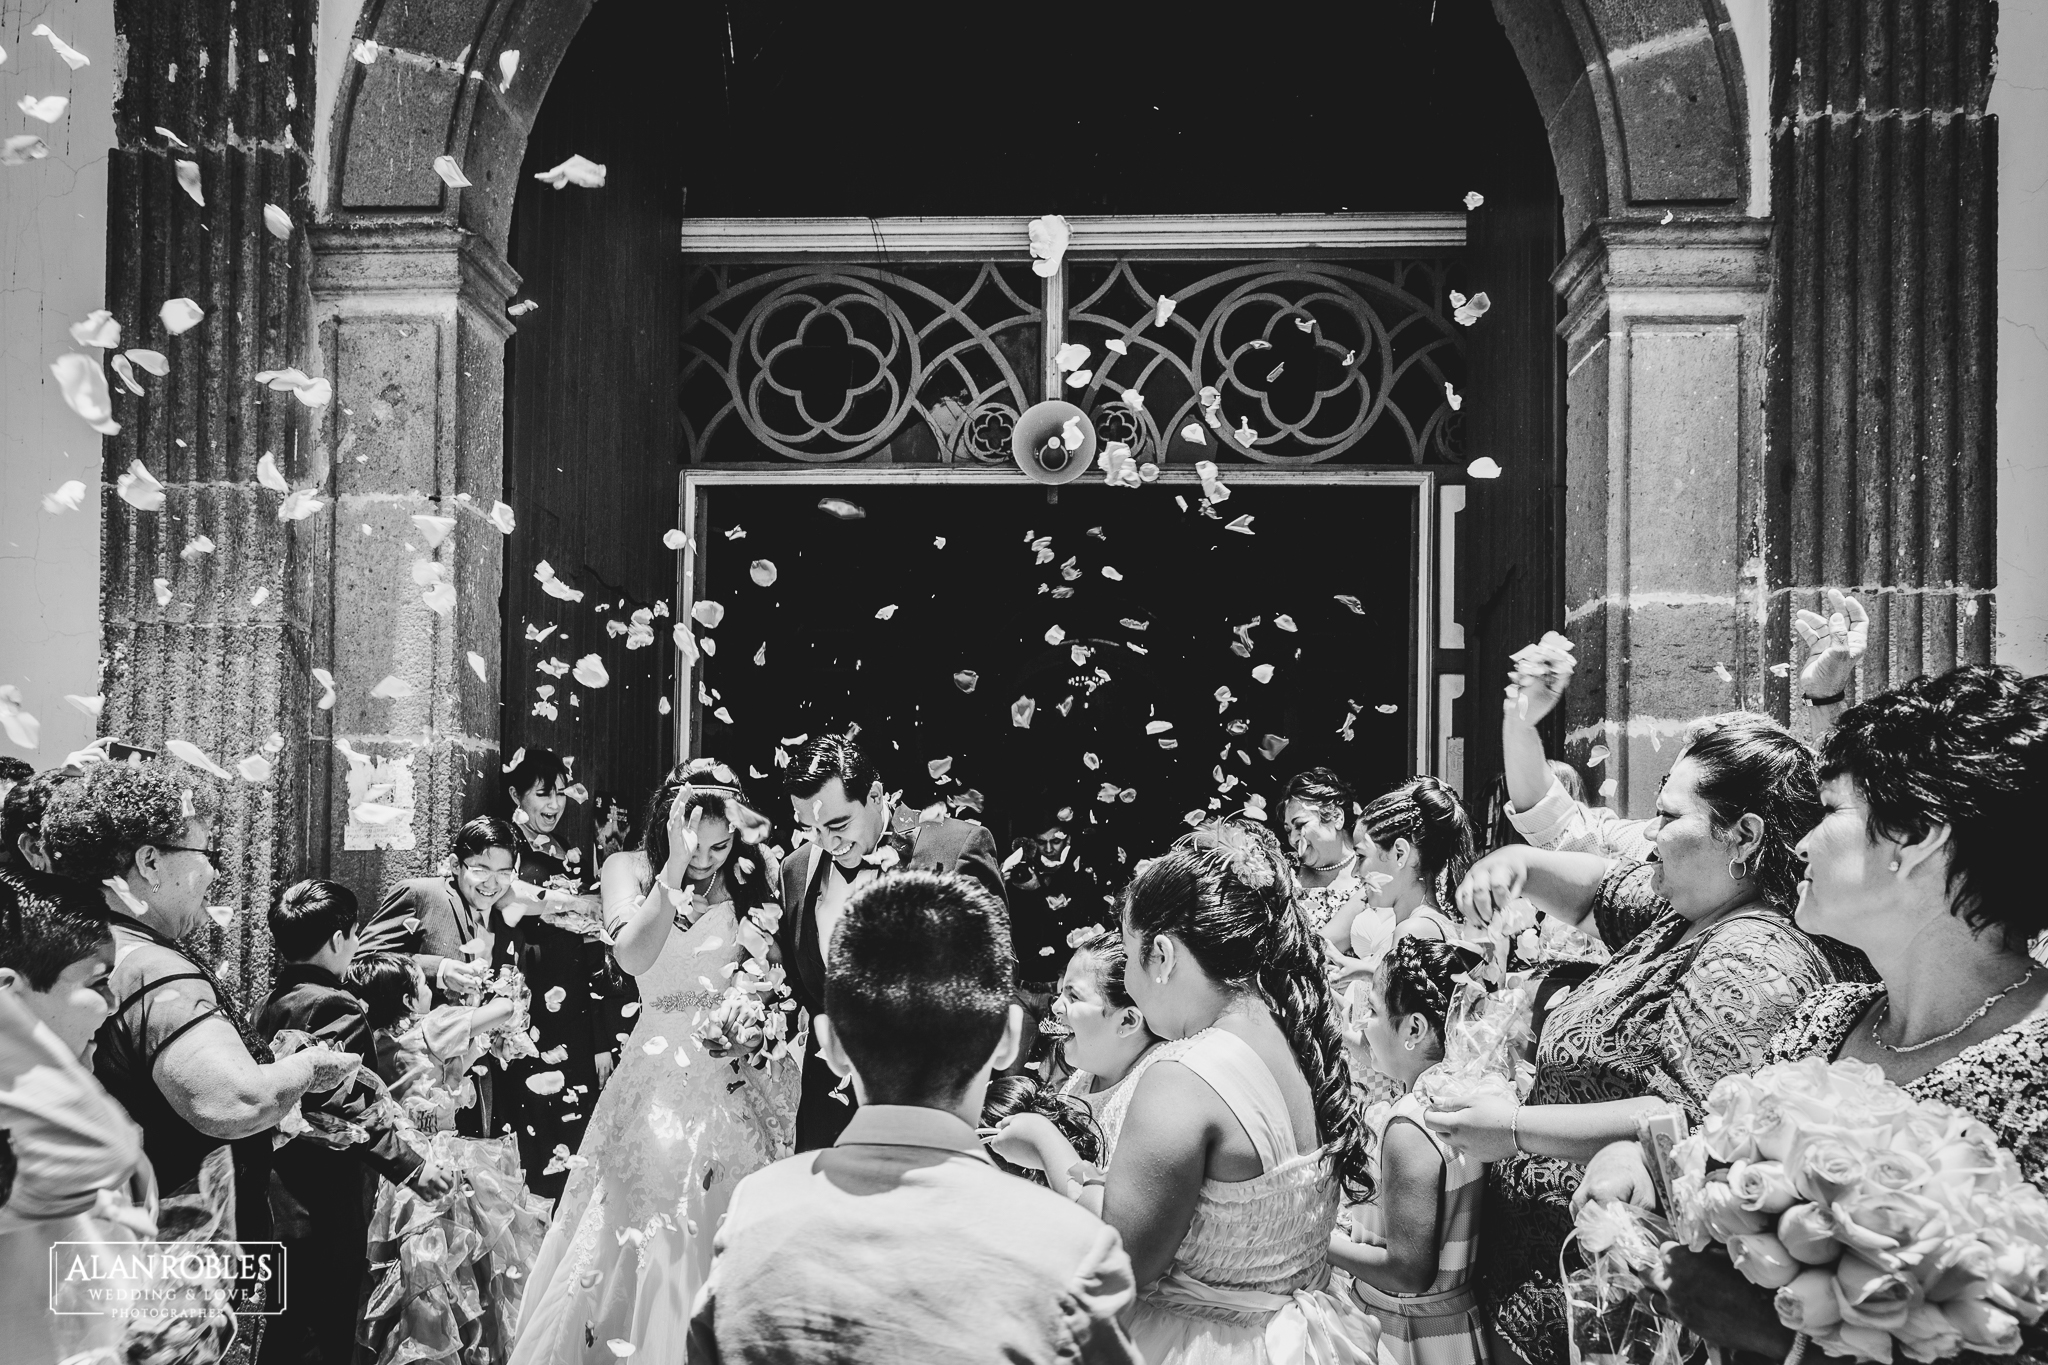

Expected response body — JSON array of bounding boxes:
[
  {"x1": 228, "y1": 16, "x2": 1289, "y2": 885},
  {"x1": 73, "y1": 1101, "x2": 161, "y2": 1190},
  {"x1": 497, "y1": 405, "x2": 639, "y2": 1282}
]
[{"x1": 774, "y1": 809, "x2": 1008, "y2": 1151}]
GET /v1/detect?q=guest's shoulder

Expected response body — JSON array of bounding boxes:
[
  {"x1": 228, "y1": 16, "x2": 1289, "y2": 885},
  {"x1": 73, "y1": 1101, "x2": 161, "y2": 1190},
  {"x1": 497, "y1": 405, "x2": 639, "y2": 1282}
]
[{"x1": 916, "y1": 815, "x2": 993, "y2": 856}]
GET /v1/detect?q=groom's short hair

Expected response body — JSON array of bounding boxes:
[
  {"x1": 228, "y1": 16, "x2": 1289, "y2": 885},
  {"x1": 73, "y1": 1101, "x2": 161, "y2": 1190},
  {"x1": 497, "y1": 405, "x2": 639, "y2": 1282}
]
[
  {"x1": 786, "y1": 730, "x2": 880, "y2": 803},
  {"x1": 825, "y1": 870, "x2": 1015, "y2": 1106}
]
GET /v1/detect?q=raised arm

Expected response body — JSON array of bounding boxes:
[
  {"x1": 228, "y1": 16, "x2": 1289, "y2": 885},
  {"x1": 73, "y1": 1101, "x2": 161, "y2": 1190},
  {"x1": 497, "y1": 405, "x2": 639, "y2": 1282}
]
[{"x1": 1455, "y1": 845, "x2": 1615, "y2": 929}]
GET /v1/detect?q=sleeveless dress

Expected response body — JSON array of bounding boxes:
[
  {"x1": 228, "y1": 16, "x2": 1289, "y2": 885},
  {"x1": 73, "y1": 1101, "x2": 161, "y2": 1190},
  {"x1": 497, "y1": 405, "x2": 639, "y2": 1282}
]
[
  {"x1": 1346, "y1": 1089, "x2": 1489, "y2": 1365},
  {"x1": 1126, "y1": 1029, "x2": 1382, "y2": 1365},
  {"x1": 1060, "y1": 1042, "x2": 1167, "y2": 1163},
  {"x1": 508, "y1": 893, "x2": 799, "y2": 1365}
]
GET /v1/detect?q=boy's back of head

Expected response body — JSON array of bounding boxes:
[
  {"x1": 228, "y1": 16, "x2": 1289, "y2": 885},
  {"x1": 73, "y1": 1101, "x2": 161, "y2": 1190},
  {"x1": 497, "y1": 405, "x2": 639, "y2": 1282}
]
[
  {"x1": 824, "y1": 870, "x2": 1014, "y2": 1107},
  {"x1": 270, "y1": 878, "x2": 361, "y2": 963},
  {"x1": 0, "y1": 869, "x2": 113, "y2": 988}
]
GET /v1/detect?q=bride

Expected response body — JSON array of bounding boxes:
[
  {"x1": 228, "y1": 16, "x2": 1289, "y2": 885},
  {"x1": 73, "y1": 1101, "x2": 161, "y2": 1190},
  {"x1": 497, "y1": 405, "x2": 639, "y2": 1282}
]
[
  {"x1": 994, "y1": 821, "x2": 1382, "y2": 1364},
  {"x1": 510, "y1": 760, "x2": 799, "y2": 1363}
]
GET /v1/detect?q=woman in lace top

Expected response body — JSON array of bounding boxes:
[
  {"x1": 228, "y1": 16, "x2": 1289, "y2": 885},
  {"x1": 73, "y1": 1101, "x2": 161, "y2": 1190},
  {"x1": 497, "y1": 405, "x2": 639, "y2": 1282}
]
[
  {"x1": 1430, "y1": 714, "x2": 1858, "y2": 1365},
  {"x1": 1283, "y1": 769, "x2": 1366, "y2": 942},
  {"x1": 993, "y1": 821, "x2": 1379, "y2": 1364},
  {"x1": 1594, "y1": 666, "x2": 2048, "y2": 1365}
]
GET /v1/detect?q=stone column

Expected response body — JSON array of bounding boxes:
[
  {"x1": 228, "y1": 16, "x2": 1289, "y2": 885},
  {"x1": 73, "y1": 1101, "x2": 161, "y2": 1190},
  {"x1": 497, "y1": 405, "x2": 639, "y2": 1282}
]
[
  {"x1": 1554, "y1": 221, "x2": 1772, "y2": 817},
  {"x1": 306, "y1": 222, "x2": 518, "y2": 901}
]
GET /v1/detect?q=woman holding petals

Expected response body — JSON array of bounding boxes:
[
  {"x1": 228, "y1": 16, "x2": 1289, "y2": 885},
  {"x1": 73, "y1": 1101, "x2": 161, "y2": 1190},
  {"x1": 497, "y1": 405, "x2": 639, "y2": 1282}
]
[
  {"x1": 509, "y1": 760, "x2": 796, "y2": 1365},
  {"x1": 1432, "y1": 715, "x2": 1857, "y2": 1365},
  {"x1": 1578, "y1": 665, "x2": 2048, "y2": 1364},
  {"x1": 991, "y1": 821, "x2": 1381, "y2": 1365}
]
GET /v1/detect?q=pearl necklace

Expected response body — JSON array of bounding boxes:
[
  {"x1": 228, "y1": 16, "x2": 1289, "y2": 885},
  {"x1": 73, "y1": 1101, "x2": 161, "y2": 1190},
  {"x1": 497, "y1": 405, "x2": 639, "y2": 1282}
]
[{"x1": 1869, "y1": 967, "x2": 2038, "y2": 1054}]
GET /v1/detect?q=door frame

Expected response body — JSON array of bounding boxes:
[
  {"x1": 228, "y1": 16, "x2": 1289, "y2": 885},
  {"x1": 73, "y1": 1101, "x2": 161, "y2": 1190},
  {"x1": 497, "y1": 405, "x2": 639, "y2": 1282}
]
[{"x1": 676, "y1": 464, "x2": 1441, "y2": 778}]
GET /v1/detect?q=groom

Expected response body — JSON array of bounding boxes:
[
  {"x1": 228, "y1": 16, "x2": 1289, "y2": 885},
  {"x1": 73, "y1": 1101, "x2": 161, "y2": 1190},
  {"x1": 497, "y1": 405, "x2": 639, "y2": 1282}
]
[{"x1": 779, "y1": 729, "x2": 1008, "y2": 1151}]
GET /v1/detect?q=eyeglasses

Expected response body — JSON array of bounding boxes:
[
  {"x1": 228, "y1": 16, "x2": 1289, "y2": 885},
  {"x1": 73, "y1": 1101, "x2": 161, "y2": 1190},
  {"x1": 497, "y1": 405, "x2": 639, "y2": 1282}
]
[{"x1": 155, "y1": 844, "x2": 222, "y2": 872}]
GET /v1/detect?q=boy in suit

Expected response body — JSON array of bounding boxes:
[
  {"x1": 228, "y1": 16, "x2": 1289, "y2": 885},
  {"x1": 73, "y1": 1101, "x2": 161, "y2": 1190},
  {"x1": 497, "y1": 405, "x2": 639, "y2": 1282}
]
[
  {"x1": 690, "y1": 870, "x2": 1136, "y2": 1365},
  {"x1": 258, "y1": 880, "x2": 452, "y2": 1365},
  {"x1": 778, "y1": 730, "x2": 1009, "y2": 1150}
]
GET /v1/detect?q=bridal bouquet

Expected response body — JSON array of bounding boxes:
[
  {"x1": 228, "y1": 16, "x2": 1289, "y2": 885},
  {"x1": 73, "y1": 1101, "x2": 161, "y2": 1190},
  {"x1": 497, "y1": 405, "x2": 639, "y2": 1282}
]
[
  {"x1": 693, "y1": 899, "x2": 800, "y2": 1071},
  {"x1": 1668, "y1": 1056, "x2": 2048, "y2": 1361}
]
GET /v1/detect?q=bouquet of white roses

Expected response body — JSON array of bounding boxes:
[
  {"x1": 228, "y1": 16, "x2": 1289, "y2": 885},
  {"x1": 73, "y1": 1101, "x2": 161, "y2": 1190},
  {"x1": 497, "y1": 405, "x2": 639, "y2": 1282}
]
[
  {"x1": 1668, "y1": 1056, "x2": 2048, "y2": 1362},
  {"x1": 692, "y1": 898, "x2": 801, "y2": 1070}
]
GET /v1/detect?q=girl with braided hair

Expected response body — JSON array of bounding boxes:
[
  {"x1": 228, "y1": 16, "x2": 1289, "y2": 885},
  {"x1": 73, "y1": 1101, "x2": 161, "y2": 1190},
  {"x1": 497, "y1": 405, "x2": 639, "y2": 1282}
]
[
  {"x1": 1331, "y1": 935, "x2": 1493, "y2": 1365},
  {"x1": 1355, "y1": 776, "x2": 1479, "y2": 946},
  {"x1": 988, "y1": 819, "x2": 1380, "y2": 1364}
]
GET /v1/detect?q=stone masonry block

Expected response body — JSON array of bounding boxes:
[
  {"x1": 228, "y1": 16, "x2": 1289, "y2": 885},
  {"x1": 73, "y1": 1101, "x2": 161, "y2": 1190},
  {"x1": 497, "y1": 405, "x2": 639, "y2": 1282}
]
[
  {"x1": 332, "y1": 319, "x2": 446, "y2": 490},
  {"x1": 340, "y1": 60, "x2": 467, "y2": 211},
  {"x1": 1626, "y1": 325, "x2": 1742, "y2": 592}
]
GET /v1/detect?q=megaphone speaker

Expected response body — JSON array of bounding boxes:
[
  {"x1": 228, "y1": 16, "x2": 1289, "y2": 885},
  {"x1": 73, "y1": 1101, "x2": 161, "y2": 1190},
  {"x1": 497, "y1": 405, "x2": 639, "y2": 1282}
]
[{"x1": 1011, "y1": 400, "x2": 1096, "y2": 485}]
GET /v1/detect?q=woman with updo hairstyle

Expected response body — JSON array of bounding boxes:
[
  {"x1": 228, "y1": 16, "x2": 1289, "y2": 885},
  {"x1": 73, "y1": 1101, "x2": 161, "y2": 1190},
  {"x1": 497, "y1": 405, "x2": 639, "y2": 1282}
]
[
  {"x1": 1581, "y1": 666, "x2": 2048, "y2": 1362},
  {"x1": 1282, "y1": 767, "x2": 1366, "y2": 944},
  {"x1": 988, "y1": 820, "x2": 1381, "y2": 1365},
  {"x1": 1431, "y1": 712, "x2": 1859, "y2": 1365},
  {"x1": 1355, "y1": 776, "x2": 1478, "y2": 943}
]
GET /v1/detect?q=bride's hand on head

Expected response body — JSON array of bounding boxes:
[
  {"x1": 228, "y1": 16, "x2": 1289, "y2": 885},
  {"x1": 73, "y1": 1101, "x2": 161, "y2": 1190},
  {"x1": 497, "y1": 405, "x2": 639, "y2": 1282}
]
[{"x1": 663, "y1": 798, "x2": 702, "y2": 884}]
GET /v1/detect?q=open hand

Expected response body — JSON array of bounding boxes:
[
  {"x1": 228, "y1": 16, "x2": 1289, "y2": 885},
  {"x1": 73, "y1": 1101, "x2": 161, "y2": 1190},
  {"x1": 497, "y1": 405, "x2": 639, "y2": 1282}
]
[
  {"x1": 437, "y1": 958, "x2": 487, "y2": 998},
  {"x1": 1793, "y1": 588, "x2": 1868, "y2": 699}
]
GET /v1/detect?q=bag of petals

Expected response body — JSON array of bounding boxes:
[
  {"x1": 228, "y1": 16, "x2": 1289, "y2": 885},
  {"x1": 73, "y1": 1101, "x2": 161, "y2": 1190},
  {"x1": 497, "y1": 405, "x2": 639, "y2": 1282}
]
[{"x1": 1667, "y1": 1056, "x2": 2048, "y2": 1361}]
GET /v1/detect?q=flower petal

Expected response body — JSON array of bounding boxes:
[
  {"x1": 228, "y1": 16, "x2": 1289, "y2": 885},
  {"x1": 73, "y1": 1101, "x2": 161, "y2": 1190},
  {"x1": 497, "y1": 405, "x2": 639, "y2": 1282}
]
[
  {"x1": 952, "y1": 670, "x2": 979, "y2": 693},
  {"x1": 432, "y1": 156, "x2": 472, "y2": 189},
  {"x1": 41, "y1": 480, "x2": 86, "y2": 514},
  {"x1": 370, "y1": 675, "x2": 414, "y2": 700},
  {"x1": 1464, "y1": 191, "x2": 1485, "y2": 210},
  {"x1": 1154, "y1": 296, "x2": 1176, "y2": 327},
  {"x1": 749, "y1": 559, "x2": 777, "y2": 587},
  {"x1": 69, "y1": 309, "x2": 121, "y2": 348},
  {"x1": 31, "y1": 24, "x2": 90, "y2": 69},
  {"x1": 534, "y1": 154, "x2": 607, "y2": 189},
  {"x1": 875, "y1": 604, "x2": 898, "y2": 620},
  {"x1": 312, "y1": 668, "x2": 337, "y2": 710},
  {"x1": 256, "y1": 452, "x2": 289, "y2": 493},
  {"x1": 237, "y1": 754, "x2": 273, "y2": 783},
  {"x1": 164, "y1": 738, "x2": 234, "y2": 780},
  {"x1": 411, "y1": 513, "x2": 456, "y2": 548},
  {"x1": 159, "y1": 298, "x2": 204, "y2": 335},
  {"x1": 173, "y1": 159, "x2": 203, "y2": 205},
  {"x1": 17, "y1": 94, "x2": 68, "y2": 123},
  {"x1": 572, "y1": 655, "x2": 610, "y2": 688},
  {"x1": 52, "y1": 354, "x2": 120, "y2": 433},
  {"x1": 1466, "y1": 456, "x2": 1502, "y2": 479},
  {"x1": 109, "y1": 353, "x2": 144, "y2": 395},
  {"x1": 1, "y1": 135, "x2": 50, "y2": 165},
  {"x1": 818, "y1": 497, "x2": 866, "y2": 520},
  {"x1": 1011, "y1": 696, "x2": 1036, "y2": 728},
  {"x1": 116, "y1": 459, "x2": 163, "y2": 511}
]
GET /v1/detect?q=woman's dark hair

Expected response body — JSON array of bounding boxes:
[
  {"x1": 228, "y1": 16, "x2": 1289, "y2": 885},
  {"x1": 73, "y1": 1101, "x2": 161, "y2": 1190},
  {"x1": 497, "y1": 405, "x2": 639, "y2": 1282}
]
[
  {"x1": 453, "y1": 816, "x2": 519, "y2": 863},
  {"x1": 1068, "y1": 925, "x2": 1138, "y2": 1013},
  {"x1": 1122, "y1": 820, "x2": 1372, "y2": 1200},
  {"x1": 1358, "y1": 776, "x2": 1476, "y2": 910},
  {"x1": 981, "y1": 1076, "x2": 1104, "y2": 1185},
  {"x1": 1, "y1": 769, "x2": 74, "y2": 870},
  {"x1": 1676, "y1": 712, "x2": 1821, "y2": 910},
  {"x1": 1282, "y1": 767, "x2": 1355, "y2": 830},
  {"x1": 269, "y1": 879, "x2": 362, "y2": 962},
  {"x1": 1376, "y1": 935, "x2": 1486, "y2": 1046},
  {"x1": 786, "y1": 728, "x2": 880, "y2": 804},
  {"x1": 347, "y1": 950, "x2": 424, "y2": 1031},
  {"x1": 1820, "y1": 665, "x2": 2048, "y2": 952},
  {"x1": 503, "y1": 747, "x2": 570, "y2": 799},
  {"x1": 638, "y1": 759, "x2": 773, "y2": 914},
  {"x1": 40, "y1": 760, "x2": 221, "y2": 881},
  {"x1": 0, "y1": 869, "x2": 112, "y2": 989}
]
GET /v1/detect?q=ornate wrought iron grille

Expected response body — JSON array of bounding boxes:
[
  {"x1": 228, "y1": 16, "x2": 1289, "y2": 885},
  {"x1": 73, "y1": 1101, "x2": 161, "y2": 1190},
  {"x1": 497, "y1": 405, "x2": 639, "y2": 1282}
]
[
  {"x1": 680, "y1": 262, "x2": 1042, "y2": 464},
  {"x1": 1065, "y1": 260, "x2": 1465, "y2": 466}
]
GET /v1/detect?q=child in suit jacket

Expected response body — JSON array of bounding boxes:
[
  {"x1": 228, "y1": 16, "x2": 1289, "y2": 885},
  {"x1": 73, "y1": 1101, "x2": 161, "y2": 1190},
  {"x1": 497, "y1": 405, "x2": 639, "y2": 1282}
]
[{"x1": 257, "y1": 880, "x2": 454, "y2": 1365}]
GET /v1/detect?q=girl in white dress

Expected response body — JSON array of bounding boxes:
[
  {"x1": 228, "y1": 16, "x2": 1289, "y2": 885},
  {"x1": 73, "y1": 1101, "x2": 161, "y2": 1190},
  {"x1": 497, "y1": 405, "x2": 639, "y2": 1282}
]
[
  {"x1": 994, "y1": 821, "x2": 1381, "y2": 1365},
  {"x1": 509, "y1": 761, "x2": 797, "y2": 1365},
  {"x1": 1050, "y1": 926, "x2": 1161, "y2": 1161}
]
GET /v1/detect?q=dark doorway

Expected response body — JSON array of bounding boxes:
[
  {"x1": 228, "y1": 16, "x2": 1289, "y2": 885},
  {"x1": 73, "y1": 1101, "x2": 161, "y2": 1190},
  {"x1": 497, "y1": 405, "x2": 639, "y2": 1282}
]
[{"x1": 686, "y1": 479, "x2": 1421, "y2": 920}]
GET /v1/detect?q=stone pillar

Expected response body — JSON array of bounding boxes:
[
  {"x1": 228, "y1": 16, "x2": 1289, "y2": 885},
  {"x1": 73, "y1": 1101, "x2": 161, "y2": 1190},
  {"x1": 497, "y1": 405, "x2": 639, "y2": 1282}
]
[
  {"x1": 1554, "y1": 221, "x2": 1771, "y2": 817},
  {"x1": 306, "y1": 222, "x2": 518, "y2": 900},
  {"x1": 100, "y1": 0, "x2": 316, "y2": 1004}
]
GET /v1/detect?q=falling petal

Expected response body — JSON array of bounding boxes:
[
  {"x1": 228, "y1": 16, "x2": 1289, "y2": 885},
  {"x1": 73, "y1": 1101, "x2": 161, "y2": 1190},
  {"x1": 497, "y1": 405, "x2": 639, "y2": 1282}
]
[
  {"x1": 1251, "y1": 664, "x2": 1275, "y2": 684},
  {"x1": 313, "y1": 668, "x2": 336, "y2": 710},
  {"x1": 150, "y1": 576, "x2": 172, "y2": 607},
  {"x1": 417, "y1": 581, "x2": 454, "y2": 615},
  {"x1": 1466, "y1": 457, "x2": 1502, "y2": 479},
  {"x1": 572, "y1": 655, "x2": 610, "y2": 688},
  {"x1": 64, "y1": 694, "x2": 104, "y2": 719},
  {"x1": 0, "y1": 687, "x2": 40, "y2": 750},
  {"x1": 1661, "y1": 209, "x2": 1675, "y2": 226},
  {"x1": 1588, "y1": 744, "x2": 1610, "y2": 767},
  {"x1": 690, "y1": 600, "x2": 724, "y2": 628},
  {"x1": 172, "y1": 159, "x2": 204, "y2": 205},
  {"x1": 412, "y1": 513, "x2": 457, "y2": 547},
  {"x1": 159, "y1": 298, "x2": 204, "y2": 335},
  {"x1": 123, "y1": 349, "x2": 169, "y2": 379},
  {"x1": 1273, "y1": 615, "x2": 1297, "y2": 633},
  {"x1": 928, "y1": 757, "x2": 953, "y2": 780},
  {"x1": 1768, "y1": 661, "x2": 1793, "y2": 678},
  {"x1": 1, "y1": 135, "x2": 49, "y2": 165},
  {"x1": 1714, "y1": 662, "x2": 1734, "y2": 683},
  {"x1": 292, "y1": 377, "x2": 332, "y2": 407},
  {"x1": 713, "y1": 706, "x2": 733, "y2": 724},
  {"x1": 1104, "y1": 338, "x2": 1129, "y2": 356},
  {"x1": 526, "y1": 1070, "x2": 566, "y2": 1096},
  {"x1": 1334, "y1": 594, "x2": 1365, "y2": 614},
  {"x1": 1044, "y1": 625, "x2": 1065, "y2": 645},
  {"x1": 1454, "y1": 292, "x2": 1492, "y2": 327},
  {"x1": 749, "y1": 559, "x2": 777, "y2": 587},
  {"x1": 1054, "y1": 342, "x2": 1090, "y2": 373},
  {"x1": 1464, "y1": 191, "x2": 1485, "y2": 210},
  {"x1": 875, "y1": 604, "x2": 899, "y2": 621},
  {"x1": 1027, "y1": 214, "x2": 1070, "y2": 278},
  {"x1": 467, "y1": 652, "x2": 488, "y2": 684},
  {"x1": 1225, "y1": 515, "x2": 1255, "y2": 535},
  {"x1": 1011, "y1": 696, "x2": 1036, "y2": 728},
  {"x1": 1445, "y1": 382, "x2": 1463, "y2": 411},
  {"x1": 42, "y1": 480, "x2": 86, "y2": 514},
  {"x1": 259, "y1": 203, "x2": 294, "y2": 240},
  {"x1": 31, "y1": 24, "x2": 90, "y2": 69},
  {"x1": 662, "y1": 528, "x2": 689, "y2": 551},
  {"x1": 607, "y1": 1341, "x2": 637, "y2": 1359},
  {"x1": 672, "y1": 625, "x2": 699, "y2": 665},
  {"x1": 164, "y1": 739, "x2": 234, "y2": 780},
  {"x1": 432, "y1": 156, "x2": 472, "y2": 189},
  {"x1": 1258, "y1": 734, "x2": 1290, "y2": 761},
  {"x1": 534, "y1": 154, "x2": 607, "y2": 190},
  {"x1": 18, "y1": 94, "x2": 68, "y2": 122},
  {"x1": 817, "y1": 497, "x2": 867, "y2": 520},
  {"x1": 508, "y1": 299, "x2": 539, "y2": 317},
  {"x1": 237, "y1": 754, "x2": 273, "y2": 783},
  {"x1": 1145, "y1": 720, "x2": 1173, "y2": 735},
  {"x1": 1376, "y1": 703, "x2": 1399, "y2": 714},
  {"x1": 1179, "y1": 423, "x2": 1207, "y2": 445},
  {"x1": 117, "y1": 460, "x2": 164, "y2": 510},
  {"x1": 256, "y1": 453, "x2": 289, "y2": 493},
  {"x1": 952, "y1": 670, "x2": 978, "y2": 693},
  {"x1": 69, "y1": 309, "x2": 121, "y2": 348},
  {"x1": 278, "y1": 490, "x2": 325, "y2": 522},
  {"x1": 1599, "y1": 777, "x2": 1619, "y2": 799},
  {"x1": 1101, "y1": 566, "x2": 1124, "y2": 581},
  {"x1": 370, "y1": 675, "x2": 414, "y2": 700},
  {"x1": 933, "y1": 537, "x2": 946, "y2": 548},
  {"x1": 1154, "y1": 296, "x2": 1176, "y2": 327},
  {"x1": 352, "y1": 38, "x2": 379, "y2": 64},
  {"x1": 1065, "y1": 369, "x2": 1092, "y2": 389},
  {"x1": 52, "y1": 354, "x2": 121, "y2": 434},
  {"x1": 109, "y1": 353, "x2": 146, "y2": 395},
  {"x1": 1120, "y1": 388, "x2": 1145, "y2": 412}
]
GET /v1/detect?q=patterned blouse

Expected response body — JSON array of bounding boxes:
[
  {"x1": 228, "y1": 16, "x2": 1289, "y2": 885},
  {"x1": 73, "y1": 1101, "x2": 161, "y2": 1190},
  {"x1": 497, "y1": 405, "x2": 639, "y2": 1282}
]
[
  {"x1": 1477, "y1": 863, "x2": 1841, "y2": 1365},
  {"x1": 1768, "y1": 985, "x2": 2048, "y2": 1365}
]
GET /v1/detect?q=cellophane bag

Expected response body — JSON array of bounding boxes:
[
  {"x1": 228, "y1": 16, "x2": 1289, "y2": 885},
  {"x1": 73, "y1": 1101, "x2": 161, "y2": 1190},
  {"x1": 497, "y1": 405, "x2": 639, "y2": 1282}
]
[{"x1": 1564, "y1": 1200, "x2": 1702, "y2": 1365}]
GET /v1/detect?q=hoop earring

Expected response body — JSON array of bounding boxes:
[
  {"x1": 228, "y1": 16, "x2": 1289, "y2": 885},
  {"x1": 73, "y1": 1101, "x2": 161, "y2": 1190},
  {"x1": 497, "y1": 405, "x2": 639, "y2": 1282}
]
[
  {"x1": 1402, "y1": 1040, "x2": 1416, "y2": 1051},
  {"x1": 1728, "y1": 856, "x2": 1751, "y2": 881}
]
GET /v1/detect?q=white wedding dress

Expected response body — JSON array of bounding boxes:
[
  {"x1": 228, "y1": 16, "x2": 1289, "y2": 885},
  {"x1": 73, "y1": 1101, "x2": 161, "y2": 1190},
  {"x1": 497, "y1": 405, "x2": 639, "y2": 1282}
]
[{"x1": 509, "y1": 894, "x2": 798, "y2": 1364}]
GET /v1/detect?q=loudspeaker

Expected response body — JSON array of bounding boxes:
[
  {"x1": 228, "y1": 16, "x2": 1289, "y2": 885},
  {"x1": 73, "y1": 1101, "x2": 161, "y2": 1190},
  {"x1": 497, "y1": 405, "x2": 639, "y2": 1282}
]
[{"x1": 1010, "y1": 400, "x2": 1096, "y2": 485}]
